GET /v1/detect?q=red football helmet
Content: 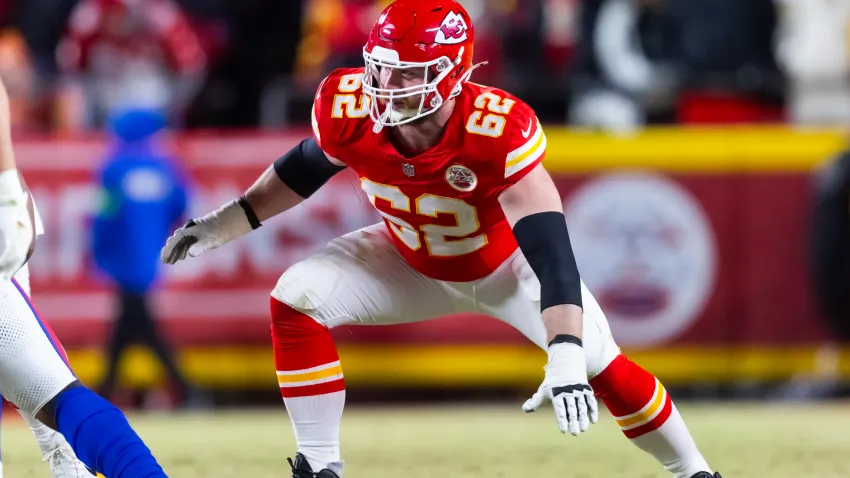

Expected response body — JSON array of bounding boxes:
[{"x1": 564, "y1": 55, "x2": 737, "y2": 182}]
[{"x1": 362, "y1": 0, "x2": 479, "y2": 128}]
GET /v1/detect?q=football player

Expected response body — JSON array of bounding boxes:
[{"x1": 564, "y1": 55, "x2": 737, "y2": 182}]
[
  {"x1": 0, "y1": 78, "x2": 167, "y2": 477},
  {"x1": 0, "y1": 197, "x2": 93, "y2": 477},
  {"x1": 161, "y1": 1, "x2": 721, "y2": 477}
]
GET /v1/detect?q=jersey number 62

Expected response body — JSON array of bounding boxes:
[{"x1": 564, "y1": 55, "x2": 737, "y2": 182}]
[
  {"x1": 465, "y1": 91, "x2": 516, "y2": 138},
  {"x1": 361, "y1": 179, "x2": 486, "y2": 257}
]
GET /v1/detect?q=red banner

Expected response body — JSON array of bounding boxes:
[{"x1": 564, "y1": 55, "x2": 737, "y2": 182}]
[{"x1": 18, "y1": 132, "x2": 830, "y2": 356}]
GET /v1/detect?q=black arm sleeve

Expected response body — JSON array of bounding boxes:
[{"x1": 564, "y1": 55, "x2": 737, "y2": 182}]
[
  {"x1": 273, "y1": 137, "x2": 346, "y2": 199},
  {"x1": 512, "y1": 211, "x2": 583, "y2": 311}
]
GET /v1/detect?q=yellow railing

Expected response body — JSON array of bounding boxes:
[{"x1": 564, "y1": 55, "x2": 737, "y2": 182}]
[
  {"x1": 67, "y1": 345, "x2": 850, "y2": 389},
  {"x1": 543, "y1": 126, "x2": 848, "y2": 172}
]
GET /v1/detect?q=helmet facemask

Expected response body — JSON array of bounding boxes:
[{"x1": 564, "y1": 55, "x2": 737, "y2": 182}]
[{"x1": 362, "y1": 46, "x2": 459, "y2": 131}]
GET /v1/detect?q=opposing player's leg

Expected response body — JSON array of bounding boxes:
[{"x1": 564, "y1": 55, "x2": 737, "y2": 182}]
[
  {"x1": 271, "y1": 224, "x2": 456, "y2": 476},
  {"x1": 0, "y1": 278, "x2": 166, "y2": 478},
  {"x1": 18, "y1": 410, "x2": 95, "y2": 477},
  {"x1": 472, "y1": 252, "x2": 718, "y2": 478},
  {"x1": 11, "y1": 263, "x2": 94, "y2": 477}
]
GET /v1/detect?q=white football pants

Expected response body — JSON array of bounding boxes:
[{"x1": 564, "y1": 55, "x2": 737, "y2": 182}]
[
  {"x1": 0, "y1": 264, "x2": 76, "y2": 415},
  {"x1": 273, "y1": 223, "x2": 621, "y2": 377}
]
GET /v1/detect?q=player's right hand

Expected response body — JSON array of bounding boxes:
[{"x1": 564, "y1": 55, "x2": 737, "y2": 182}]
[
  {"x1": 161, "y1": 218, "x2": 220, "y2": 264},
  {"x1": 0, "y1": 169, "x2": 33, "y2": 281},
  {"x1": 161, "y1": 199, "x2": 254, "y2": 264},
  {"x1": 522, "y1": 340, "x2": 599, "y2": 436}
]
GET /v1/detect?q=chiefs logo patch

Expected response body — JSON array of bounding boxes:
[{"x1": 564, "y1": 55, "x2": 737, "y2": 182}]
[
  {"x1": 445, "y1": 164, "x2": 477, "y2": 192},
  {"x1": 435, "y1": 11, "x2": 469, "y2": 45}
]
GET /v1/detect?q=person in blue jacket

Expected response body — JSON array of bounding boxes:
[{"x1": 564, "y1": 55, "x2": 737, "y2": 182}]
[{"x1": 92, "y1": 107, "x2": 192, "y2": 405}]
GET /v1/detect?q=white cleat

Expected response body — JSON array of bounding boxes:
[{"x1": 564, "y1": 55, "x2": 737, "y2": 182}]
[{"x1": 43, "y1": 443, "x2": 96, "y2": 478}]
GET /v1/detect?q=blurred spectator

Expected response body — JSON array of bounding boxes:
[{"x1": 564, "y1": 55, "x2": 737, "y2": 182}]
[
  {"x1": 0, "y1": 25, "x2": 68, "y2": 134},
  {"x1": 462, "y1": 0, "x2": 522, "y2": 90},
  {"x1": 0, "y1": 0, "x2": 815, "y2": 130},
  {"x1": 292, "y1": 0, "x2": 518, "y2": 87},
  {"x1": 185, "y1": 0, "x2": 305, "y2": 127},
  {"x1": 289, "y1": 0, "x2": 578, "y2": 121},
  {"x1": 570, "y1": 0, "x2": 783, "y2": 129},
  {"x1": 569, "y1": 0, "x2": 678, "y2": 132},
  {"x1": 294, "y1": 0, "x2": 378, "y2": 83},
  {"x1": 92, "y1": 107, "x2": 192, "y2": 405},
  {"x1": 56, "y1": 0, "x2": 207, "y2": 131},
  {"x1": 669, "y1": 0, "x2": 784, "y2": 124},
  {"x1": 14, "y1": 0, "x2": 78, "y2": 78},
  {"x1": 538, "y1": 0, "x2": 581, "y2": 76},
  {"x1": 0, "y1": 28, "x2": 36, "y2": 132},
  {"x1": 775, "y1": 0, "x2": 850, "y2": 125}
]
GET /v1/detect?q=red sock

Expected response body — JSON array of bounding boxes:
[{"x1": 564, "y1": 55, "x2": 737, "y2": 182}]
[
  {"x1": 590, "y1": 354, "x2": 711, "y2": 477},
  {"x1": 590, "y1": 354, "x2": 673, "y2": 438},
  {"x1": 270, "y1": 298, "x2": 344, "y2": 470}
]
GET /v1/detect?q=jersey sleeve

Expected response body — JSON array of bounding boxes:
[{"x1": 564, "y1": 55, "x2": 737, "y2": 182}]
[
  {"x1": 500, "y1": 100, "x2": 547, "y2": 188},
  {"x1": 310, "y1": 68, "x2": 369, "y2": 164}
]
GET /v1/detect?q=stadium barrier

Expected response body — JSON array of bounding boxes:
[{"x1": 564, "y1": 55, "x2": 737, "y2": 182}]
[{"x1": 17, "y1": 126, "x2": 850, "y2": 389}]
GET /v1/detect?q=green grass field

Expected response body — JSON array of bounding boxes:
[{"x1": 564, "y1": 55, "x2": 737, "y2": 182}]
[{"x1": 2, "y1": 402, "x2": 849, "y2": 477}]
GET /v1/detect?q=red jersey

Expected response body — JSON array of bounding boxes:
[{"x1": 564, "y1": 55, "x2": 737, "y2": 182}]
[
  {"x1": 58, "y1": 0, "x2": 206, "y2": 75},
  {"x1": 312, "y1": 68, "x2": 547, "y2": 282}
]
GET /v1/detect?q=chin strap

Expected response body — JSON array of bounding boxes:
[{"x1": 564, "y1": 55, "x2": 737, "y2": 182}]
[{"x1": 451, "y1": 61, "x2": 488, "y2": 98}]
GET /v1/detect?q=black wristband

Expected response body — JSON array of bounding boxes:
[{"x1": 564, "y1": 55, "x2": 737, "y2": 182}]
[
  {"x1": 238, "y1": 196, "x2": 262, "y2": 230},
  {"x1": 548, "y1": 334, "x2": 582, "y2": 348}
]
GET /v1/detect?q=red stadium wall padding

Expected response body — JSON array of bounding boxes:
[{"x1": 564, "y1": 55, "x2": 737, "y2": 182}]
[{"x1": 15, "y1": 131, "x2": 834, "y2": 356}]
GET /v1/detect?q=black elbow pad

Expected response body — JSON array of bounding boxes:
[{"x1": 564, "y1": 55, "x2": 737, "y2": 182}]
[
  {"x1": 512, "y1": 211, "x2": 583, "y2": 311},
  {"x1": 273, "y1": 137, "x2": 345, "y2": 198}
]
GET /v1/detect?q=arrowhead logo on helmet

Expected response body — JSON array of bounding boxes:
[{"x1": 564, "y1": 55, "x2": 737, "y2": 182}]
[{"x1": 435, "y1": 11, "x2": 469, "y2": 45}]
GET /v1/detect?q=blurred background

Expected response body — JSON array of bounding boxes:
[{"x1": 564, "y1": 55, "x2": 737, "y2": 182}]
[{"x1": 5, "y1": 0, "x2": 850, "y2": 412}]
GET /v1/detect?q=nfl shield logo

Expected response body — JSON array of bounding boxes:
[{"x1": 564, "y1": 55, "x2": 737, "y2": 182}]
[{"x1": 402, "y1": 163, "x2": 415, "y2": 177}]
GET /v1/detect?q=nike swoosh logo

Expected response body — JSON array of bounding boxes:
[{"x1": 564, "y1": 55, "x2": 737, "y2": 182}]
[{"x1": 521, "y1": 119, "x2": 533, "y2": 138}]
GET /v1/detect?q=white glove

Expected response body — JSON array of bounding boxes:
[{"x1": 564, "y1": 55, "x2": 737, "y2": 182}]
[
  {"x1": 523, "y1": 339, "x2": 599, "y2": 436},
  {"x1": 0, "y1": 169, "x2": 32, "y2": 281},
  {"x1": 161, "y1": 199, "x2": 254, "y2": 264}
]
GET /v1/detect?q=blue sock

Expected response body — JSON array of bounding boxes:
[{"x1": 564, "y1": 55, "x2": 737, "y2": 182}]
[{"x1": 53, "y1": 387, "x2": 166, "y2": 477}]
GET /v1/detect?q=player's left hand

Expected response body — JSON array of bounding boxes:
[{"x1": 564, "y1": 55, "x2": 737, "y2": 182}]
[{"x1": 522, "y1": 341, "x2": 599, "y2": 436}]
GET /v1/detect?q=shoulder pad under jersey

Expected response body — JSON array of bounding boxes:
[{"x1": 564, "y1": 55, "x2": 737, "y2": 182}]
[
  {"x1": 311, "y1": 67, "x2": 373, "y2": 163},
  {"x1": 460, "y1": 82, "x2": 547, "y2": 185}
]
